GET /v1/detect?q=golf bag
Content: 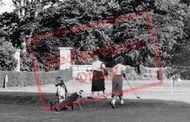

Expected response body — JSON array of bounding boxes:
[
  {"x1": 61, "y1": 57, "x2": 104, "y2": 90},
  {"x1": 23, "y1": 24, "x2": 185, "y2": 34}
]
[{"x1": 51, "y1": 90, "x2": 83, "y2": 111}]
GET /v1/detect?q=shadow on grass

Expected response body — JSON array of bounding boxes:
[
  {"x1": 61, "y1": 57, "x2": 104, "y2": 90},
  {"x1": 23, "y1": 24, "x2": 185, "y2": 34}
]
[
  {"x1": 1, "y1": 92, "x2": 190, "y2": 122},
  {"x1": 1, "y1": 92, "x2": 190, "y2": 110}
]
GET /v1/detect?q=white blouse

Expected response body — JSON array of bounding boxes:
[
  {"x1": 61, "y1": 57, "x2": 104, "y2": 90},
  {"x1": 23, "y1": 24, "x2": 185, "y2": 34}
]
[
  {"x1": 57, "y1": 85, "x2": 66, "y2": 102},
  {"x1": 112, "y1": 64, "x2": 126, "y2": 75},
  {"x1": 92, "y1": 60, "x2": 105, "y2": 71}
]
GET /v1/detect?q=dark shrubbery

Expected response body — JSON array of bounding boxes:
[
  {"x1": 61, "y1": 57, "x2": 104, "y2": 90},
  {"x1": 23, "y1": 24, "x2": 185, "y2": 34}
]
[{"x1": 0, "y1": 69, "x2": 72, "y2": 87}]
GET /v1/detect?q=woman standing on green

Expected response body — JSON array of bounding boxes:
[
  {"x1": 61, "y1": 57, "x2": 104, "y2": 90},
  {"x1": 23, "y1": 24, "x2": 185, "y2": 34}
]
[
  {"x1": 110, "y1": 56, "x2": 126, "y2": 108},
  {"x1": 88, "y1": 56, "x2": 107, "y2": 99}
]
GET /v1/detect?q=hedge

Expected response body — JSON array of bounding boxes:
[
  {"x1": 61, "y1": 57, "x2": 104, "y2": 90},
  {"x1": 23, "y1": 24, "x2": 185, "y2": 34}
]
[{"x1": 0, "y1": 69, "x2": 72, "y2": 87}]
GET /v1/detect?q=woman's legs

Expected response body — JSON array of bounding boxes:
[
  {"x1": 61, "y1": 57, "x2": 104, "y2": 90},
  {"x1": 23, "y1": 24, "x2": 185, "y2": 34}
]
[
  {"x1": 110, "y1": 95, "x2": 124, "y2": 109},
  {"x1": 111, "y1": 96, "x2": 117, "y2": 108},
  {"x1": 90, "y1": 91, "x2": 95, "y2": 97},
  {"x1": 102, "y1": 90, "x2": 107, "y2": 98},
  {"x1": 119, "y1": 95, "x2": 125, "y2": 104}
]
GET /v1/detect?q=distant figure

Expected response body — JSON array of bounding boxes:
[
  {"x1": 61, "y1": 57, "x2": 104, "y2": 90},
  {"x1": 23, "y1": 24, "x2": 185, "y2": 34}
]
[
  {"x1": 110, "y1": 56, "x2": 126, "y2": 109},
  {"x1": 55, "y1": 77, "x2": 68, "y2": 103},
  {"x1": 88, "y1": 56, "x2": 107, "y2": 99},
  {"x1": 170, "y1": 73, "x2": 181, "y2": 93},
  {"x1": 3, "y1": 74, "x2": 8, "y2": 88}
]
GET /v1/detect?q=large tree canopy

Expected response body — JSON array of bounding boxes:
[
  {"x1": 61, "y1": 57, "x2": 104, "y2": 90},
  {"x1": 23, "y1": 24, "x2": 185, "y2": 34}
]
[{"x1": 1, "y1": 0, "x2": 190, "y2": 71}]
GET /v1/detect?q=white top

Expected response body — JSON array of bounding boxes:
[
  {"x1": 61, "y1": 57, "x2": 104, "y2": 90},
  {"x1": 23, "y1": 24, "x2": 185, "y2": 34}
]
[
  {"x1": 57, "y1": 85, "x2": 66, "y2": 98},
  {"x1": 92, "y1": 60, "x2": 105, "y2": 71},
  {"x1": 112, "y1": 64, "x2": 126, "y2": 75}
]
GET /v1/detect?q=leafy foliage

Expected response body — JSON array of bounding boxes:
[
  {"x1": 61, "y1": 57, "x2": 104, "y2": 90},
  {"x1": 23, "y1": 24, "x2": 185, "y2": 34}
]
[
  {"x1": 0, "y1": 12, "x2": 19, "y2": 71},
  {"x1": 1, "y1": 0, "x2": 190, "y2": 71},
  {"x1": 0, "y1": 0, "x2": 5, "y2": 7},
  {"x1": 151, "y1": 0, "x2": 189, "y2": 66},
  {"x1": 0, "y1": 12, "x2": 20, "y2": 47},
  {"x1": 0, "y1": 35, "x2": 17, "y2": 71}
]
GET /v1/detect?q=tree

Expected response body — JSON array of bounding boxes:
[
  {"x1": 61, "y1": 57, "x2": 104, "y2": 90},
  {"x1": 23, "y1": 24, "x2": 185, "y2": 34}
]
[
  {"x1": 181, "y1": 0, "x2": 190, "y2": 6},
  {"x1": 0, "y1": 12, "x2": 20, "y2": 47},
  {"x1": 28, "y1": 0, "x2": 121, "y2": 69},
  {"x1": 11, "y1": 0, "x2": 62, "y2": 71},
  {"x1": 12, "y1": 0, "x2": 59, "y2": 17},
  {"x1": 151, "y1": 0, "x2": 189, "y2": 66},
  {"x1": 0, "y1": 0, "x2": 5, "y2": 7},
  {"x1": 0, "y1": 30, "x2": 17, "y2": 70},
  {"x1": 5, "y1": 0, "x2": 190, "y2": 71},
  {"x1": 0, "y1": 12, "x2": 19, "y2": 70}
]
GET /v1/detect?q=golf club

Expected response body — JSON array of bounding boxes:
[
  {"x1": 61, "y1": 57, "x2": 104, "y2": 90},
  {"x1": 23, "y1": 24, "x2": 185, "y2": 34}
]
[{"x1": 123, "y1": 77, "x2": 140, "y2": 99}]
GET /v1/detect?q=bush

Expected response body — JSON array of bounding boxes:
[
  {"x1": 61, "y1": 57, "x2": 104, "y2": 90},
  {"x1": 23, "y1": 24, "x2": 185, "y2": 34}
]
[
  {"x1": 0, "y1": 37, "x2": 17, "y2": 71},
  {"x1": 0, "y1": 69, "x2": 72, "y2": 87}
]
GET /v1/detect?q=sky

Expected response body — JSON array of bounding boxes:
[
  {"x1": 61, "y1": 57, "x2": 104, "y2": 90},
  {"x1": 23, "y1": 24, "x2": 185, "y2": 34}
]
[{"x1": 0, "y1": 0, "x2": 15, "y2": 14}]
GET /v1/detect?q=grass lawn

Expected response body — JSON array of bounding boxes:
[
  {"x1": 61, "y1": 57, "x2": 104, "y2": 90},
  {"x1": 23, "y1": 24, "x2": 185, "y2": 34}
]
[{"x1": 1, "y1": 92, "x2": 190, "y2": 122}]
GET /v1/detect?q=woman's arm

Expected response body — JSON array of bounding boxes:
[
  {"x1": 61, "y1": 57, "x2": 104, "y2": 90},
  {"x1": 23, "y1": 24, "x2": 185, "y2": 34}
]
[
  {"x1": 121, "y1": 65, "x2": 127, "y2": 77},
  {"x1": 56, "y1": 87, "x2": 58, "y2": 96},
  {"x1": 63, "y1": 83, "x2": 68, "y2": 93},
  {"x1": 101, "y1": 63, "x2": 109, "y2": 76}
]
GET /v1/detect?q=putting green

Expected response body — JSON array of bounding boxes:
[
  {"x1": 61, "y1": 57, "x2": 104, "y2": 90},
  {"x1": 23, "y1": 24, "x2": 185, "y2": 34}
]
[{"x1": 0, "y1": 92, "x2": 190, "y2": 122}]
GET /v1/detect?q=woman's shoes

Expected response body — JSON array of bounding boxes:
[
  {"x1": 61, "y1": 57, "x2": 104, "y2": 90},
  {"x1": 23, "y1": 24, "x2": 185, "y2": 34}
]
[
  {"x1": 110, "y1": 102, "x2": 115, "y2": 109},
  {"x1": 110, "y1": 100, "x2": 125, "y2": 109},
  {"x1": 120, "y1": 100, "x2": 125, "y2": 105}
]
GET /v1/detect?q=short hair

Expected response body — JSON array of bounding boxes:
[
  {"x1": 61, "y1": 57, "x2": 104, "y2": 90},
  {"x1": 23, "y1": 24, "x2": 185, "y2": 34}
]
[
  {"x1": 115, "y1": 56, "x2": 124, "y2": 64},
  {"x1": 94, "y1": 55, "x2": 99, "y2": 61},
  {"x1": 56, "y1": 77, "x2": 62, "y2": 81},
  {"x1": 55, "y1": 77, "x2": 64, "y2": 86}
]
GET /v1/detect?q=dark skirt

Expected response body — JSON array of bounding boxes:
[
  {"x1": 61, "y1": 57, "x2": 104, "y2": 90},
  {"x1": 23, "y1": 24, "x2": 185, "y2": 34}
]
[
  {"x1": 91, "y1": 70, "x2": 105, "y2": 91},
  {"x1": 112, "y1": 75, "x2": 123, "y2": 97}
]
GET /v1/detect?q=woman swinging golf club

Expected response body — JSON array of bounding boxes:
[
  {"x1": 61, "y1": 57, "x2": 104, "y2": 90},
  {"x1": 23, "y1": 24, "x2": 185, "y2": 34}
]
[{"x1": 110, "y1": 56, "x2": 126, "y2": 109}]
